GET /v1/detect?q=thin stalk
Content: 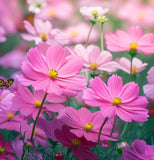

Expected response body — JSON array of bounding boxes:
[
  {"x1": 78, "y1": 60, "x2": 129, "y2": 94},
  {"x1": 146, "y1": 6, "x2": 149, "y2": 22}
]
[
  {"x1": 30, "y1": 93, "x2": 48, "y2": 142},
  {"x1": 85, "y1": 22, "x2": 95, "y2": 48},
  {"x1": 98, "y1": 117, "x2": 108, "y2": 144},
  {"x1": 119, "y1": 122, "x2": 129, "y2": 139},
  {"x1": 100, "y1": 22, "x2": 104, "y2": 51},
  {"x1": 127, "y1": 55, "x2": 133, "y2": 82}
]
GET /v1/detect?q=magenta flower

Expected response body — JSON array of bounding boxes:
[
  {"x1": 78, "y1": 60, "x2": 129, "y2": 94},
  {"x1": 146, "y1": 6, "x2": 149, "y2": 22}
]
[
  {"x1": 19, "y1": 45, "x2": 87, "y2": 95},
  {"x1": 0, "y1": 89, "x2": 14, "y2": 109},
  {"x1": 74, "y1": 44, "x2": 118, "y2": 73},
  {"x1": 105, "y1": 26, "x2": 154, "y2": 54},
  {"x1": 0, "y1": 133, "x2": 15, "y2": 160},
  {"x1": 117, "y1": 57, "x2": 147, "y2": 75},
  {"x1": 13, "y1": 82, "x2": 66, "y2": 119},
  {"x1": 55, "y1": 125, "x2": 98, "y2": 160},
  {"x1": 21, "y1": 18, "x2": 69, "y2": 45},
  {"x1": 143, "y1": 67, "x2": 154, "y2": 99},
  {"x1": 122, "y1": 139, "x2": 154, "y2": 160},
  {"x1": 58, "y1": 107, "x2": 117, "y2": 142},
  {"x1": 83, "y1": 75, "x2": 149, "y2": 122}
]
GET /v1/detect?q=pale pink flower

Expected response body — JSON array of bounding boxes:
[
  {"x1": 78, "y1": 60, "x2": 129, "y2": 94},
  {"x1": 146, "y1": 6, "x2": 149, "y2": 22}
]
[
  {"x1": 143, "y1": 67, "x2": 154, "y2": 99},
  {"x1": 58, "y1": 107, "x2": 117, "y2": 143},
  {"x1": 0, "y1": 133, "x2": 16, "y2": 160},
  {"x1": 21, "y1": 18, "x2": 69, "y2": 45},
  {"x1": 36, "y1": 0, "x2": 74, "y2": 20},
  {"x1": 0, "y1": 47, "x2": 26, "y2": 68},
  {"x1": 117, "y1": 57, "x2": 148, "y2": 75},
  {"x1": 0, "y1": 26, "x2": 6, "y2": 42},
  {"x1": 80, "y1": 6, "x2": 109, "y2": 21},
  {"x1": 74, "y1": 44, "x2": 118, "y2": 73},
  {"x1": 27, "y1": 0, "x2": 47, "y2": 13},
  {"x1": 105, "y1": 26, "x2": 154, "y2": 55},
  {"x1": 83, "y1": 75, "x2": 149, "y2": 122},
  {"x1": 0, "y1": 89, "x2": 14, "y2": 110},
  {"x1": 13, "y1": 82, "x2": 66, "y2": 119},
  {"x1": 19, "y1": 45, "x2": 87, "y2": 96},
  {"x1": 122, "y1": 139, "x2": 154, "y2": 160},
  {"x1": 55, "y1": 125, "x2": 98, "y2": 160},
  {"x1": 0, "y1": 0, "x2": 22, "y2": 33},
  {"x1": 118, "y1": 2, "x2": 154, "y2": 27},
  {"x1": 64, "y1": 22, "x2": 99, "y2": 43}
]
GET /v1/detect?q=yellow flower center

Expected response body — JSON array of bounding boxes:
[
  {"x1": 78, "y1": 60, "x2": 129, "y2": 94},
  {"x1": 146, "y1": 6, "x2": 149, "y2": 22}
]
[
  {"x1": 90, "y1": 63, "x2": 98, "y2": 70},
  {"x1": 35, "y1": 100, "x2": 41, "y2": 107},
  {"x1": 8, "y1": 113, "x2": 14, "y2": 120},
  {"x1": 0, "y1": 147, "x2": 5, "y2": 154},
  {"x1": 70, "y1": 30, "x2": 78, "y2": 37},
  {"x1": 92, "y1": 9, "x2": 98, "y2": 16},
  {"x1": 138, "y1": 12, "x2": 145, "y2": 20},
  {"x1": 0, "y1": 97, "x2": 1, "y2": 101},
  {"x1": 131, "y1": 66, "x2": 137, "y2": 75},
  {"x1": 40, "y1": 32, "x2": 48, "y2": 42},
  {"x1": 72, "y1": 139, "x2": 81, "y2": 148},
  {"x1": 49, "y1": 9, "x2": 56, "y2": 17},
  {"x1": 129, "y1": 43, "x2": 138, "y2": 51},
  {"x1": 113, "y1": 97, "x2": 122, "y2": 106},
  {"x1": 84, "y1": 123, "x2": 93, "y2": 132},
  {"x1": 35, "y1": 129, "x2": 39, "y2": 135},
  {"x1": 49, "y1": 69, "x2": 58, "y2": 80}
]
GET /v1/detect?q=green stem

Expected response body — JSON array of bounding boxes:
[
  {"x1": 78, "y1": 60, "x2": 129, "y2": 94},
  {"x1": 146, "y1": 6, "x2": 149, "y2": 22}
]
[
  {"x1": 30, "y1": 93, "x2": 48, "y2": 142},
  {"x1": 85, "y1": 22, "x2": 95, "y2": 48},
  {"x1": 98, "y1": 117, "x2": 108, "y2": 144},
  {"x1": 100, "y1": 22, "x2": 104, "y2": 51},
  {"x1": 119, "y1": 122, "x2": 129, "y2": 139}
]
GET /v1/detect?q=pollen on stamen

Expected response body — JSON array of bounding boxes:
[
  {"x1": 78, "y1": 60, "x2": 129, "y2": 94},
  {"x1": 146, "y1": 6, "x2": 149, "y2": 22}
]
[
  {"x1": 90, "y1": 62, "x2": 98, "y2": 70},
  {"x1": 84, "y1": 123, "x2": 93, "y2": 132},
  {"x1": 70, "y1": 30, "x2": 78, "y2": 37},
  {"x1": 49, "y1": 9, "x2": 56, "y2": 17},
  {"x1": 35, "y1": 100, "x2": 41, "y2": 107},
  {"x1": 72, "y1": 139, "x2": 81, "y2": 148},
  {"x1": 113, "y1": 97, "x2": 122, "y2": 106},
  {"x1": 0, "y1": 147, "x2": 5, "y2": 154},
  {"x1": 8, "y1": 113, "x2": 14, "y2": 120},
  {"x1": 40, "y1": 32, "x2": 48, "y2": 42},
  {"x1": 129, "y1": 43, "x2": 138, "y2": 51},
  {"x1": 49, "y1": 69, "x2": 58, "y2": 80},
  {"x1": 92, "y1": 9, "x2": 98, "y2": 16},
  {"x1": 0, "y1": 97, "x2": 1, "y2": 101},
  {"x1": 131, "y1": 66, "x2": 137, "y2": 75},
  {"x1": 35, "y1": 129, "x2": 39, "y2": 135}
]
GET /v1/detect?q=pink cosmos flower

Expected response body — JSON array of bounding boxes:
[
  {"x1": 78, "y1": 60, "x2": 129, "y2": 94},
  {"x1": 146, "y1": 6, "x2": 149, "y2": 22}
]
[
  {"x1": 118, "y1": 2, "x2": 154, "y2": 27},
  {"x1": 143, "y1": 67, "x2": 154, "y2": 99},
  {"x1": 117, "y1": 57, "x2": 147, "y2": 75},
  {"x1": 13, "y1": 82, "x2": 66, "y2": 119},
  {"x1": 0, "y1": 89, "x2": 14, "y2": 109},
  {"x1": 105, "y1": 26, "x2": 154, "y2": 55},
  {"x1": 21, "y1": 18, "x2": 69, "y2": 45},
  {"x1": 0, "y1": 106, "x2": 23, "y2": 131},
  {"x1": 0, "y1": 0, "x2": 22, "y2": 33},
  {"x1": 36, "y1": 0, "x2": 74, "y2": 20},
  {"x1": 64, "y1": 22, "x2": 99, "y2": 43},
  {"x1": 74, "y1": 44, "x2": 118, "y2": 73},
  {"x1": 55, "y1": 125, "x2": 98, "y2": 160},
  {"x1": 122, "y1": 139, "x2": 154, "y2": 160},
  {"x1": 0, "y1": 46, "x2": 26, "y2": 69},
  {"x1": 83, "y1": 75, "x2": 149, "y2": 122},
  {"x1": 19, "y1": 45, "x2": 87, "y2": 96},
  {"x1": 0, "y1": 26, "x2": 6, "y2": 42},
  {"x1": 0, "y1": 133, "x2": 15, "y2": 160},
  {"x1": 57, "y1": 107, "x2": 117, "y2": 143}
]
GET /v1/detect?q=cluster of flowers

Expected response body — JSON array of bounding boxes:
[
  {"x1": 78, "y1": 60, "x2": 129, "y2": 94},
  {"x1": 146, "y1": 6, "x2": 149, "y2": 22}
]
[{"x1": 0, "y1": 0, "x2": 154, "y2": 160}]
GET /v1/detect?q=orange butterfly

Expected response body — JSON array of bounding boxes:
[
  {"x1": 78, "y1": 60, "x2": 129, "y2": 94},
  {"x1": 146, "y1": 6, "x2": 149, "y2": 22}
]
[{"x1": 0, "y1": 79, "x2": 14, "y2": 89}]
